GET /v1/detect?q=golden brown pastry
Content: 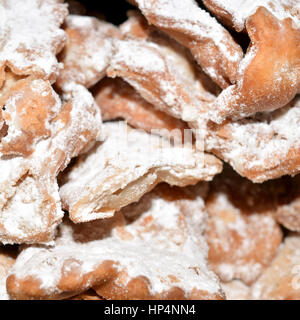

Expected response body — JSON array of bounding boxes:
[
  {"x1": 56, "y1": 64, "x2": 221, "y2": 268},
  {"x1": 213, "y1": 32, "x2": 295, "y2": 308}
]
[
  {"x1": 198, "y1": 96, "x2": 300, "y2": 182},
  {"x1": 0, "y1": 76, "x2": 62, "y2": 156},
  {"x1": 251, "y1": 233, "x2": 300, "y2": 300},
  {"x1": 107, "y1": 9, "x2": 220, "y2": 123},
  {"x1": 93, "y1": 77, "x2": 189, "y2": 139},
  {"x1": 59, "y1": 121, "x2": 222, "y2": 223},
  {"x1": 203, "y1": 0, "x2": 300, "y2": 32},
  {"x1": 0, "y1": 83, "x2": 102, "y2": 244},
  {"x1": 7, "y1": 184, "x2": 224, "y2": 300},
  {"x1": 205, "y1": 167, "x2": 282, "y2": 284},
  {"x1": 0, "y1": 0, "x2": 68, "y2": 86},
  {"x1": 57, "y1": 14, "x2": 120, "y2": 90},
  {"x1": 131, "y1": 0, "x2": 243, "y2": 89},
  {"x1": 201, "y1": 1, "x2": 300, "y2": 123}
]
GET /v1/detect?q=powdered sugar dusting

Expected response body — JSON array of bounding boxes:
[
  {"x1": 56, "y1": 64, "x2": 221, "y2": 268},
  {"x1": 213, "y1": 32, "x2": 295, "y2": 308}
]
[
  {"x1": 0, "y1": 0, "x2": 68, "y2": 82},
  {"x1": 60, "y1": 121, "x2": 221, "y2": 223},
  {"x1": 0, "y1": 78, "x2": 62, "y2": 156},
  {"x1": 112, "y1": 39, "x2": 166, "y2": 73},
  {"x1": 251, "y1": 234, "x2": 300, "y2": 299},
  {"x1": 135, "y1": 0, "x2": 241, "y2": 63},
  {"x1": 206, "y1": 96, "x2": 300, "y2": 181},
  {"x1": 208, "y1": 0, "x2": 300, "y2": 31},
  {"x1": 134, "y1": 0, "x2": 243, "y2": 88},
  {"x1": 9, "y1": 184, "x2": 222, "y2": 298},
  {"x1": 206, "y1": 182, "x2": 282, "y2": 284},
  {"x1": 0, "y1": 84, "x2": 102, "y2": 244},
  {"x1": 57, "y1": 15, "x2": 119, "y2": 89},
  {"x1": 109, "y1": 38, "x2": 208, "y2": 122}
]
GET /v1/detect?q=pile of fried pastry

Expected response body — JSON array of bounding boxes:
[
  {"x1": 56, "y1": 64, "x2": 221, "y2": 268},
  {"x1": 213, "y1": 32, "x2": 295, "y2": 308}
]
[{"x1": 0, "y1": 0, "x2": 300, "y2": 300}]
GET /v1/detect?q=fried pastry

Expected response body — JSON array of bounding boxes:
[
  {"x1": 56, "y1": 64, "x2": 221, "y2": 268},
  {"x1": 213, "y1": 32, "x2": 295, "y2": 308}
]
[
  {"x1": 59, "y1": 121, "x2": 222, "y2": 223},
  {"x1": 120, "y1": 10, "x2": 221, "y2": 97},
  {"x1": 56, "y1": 15, "x2": 120, "y2": 90},
  {"x1": 2, "y1": 0, "x2": 300, "y2": 301},
  {"x1": 202, "y1": 96, "x2": 300, "y2": 182},
  {"x1": 0, "y1": 76, "x2": 62, "y2": 156},
  {"x1": 7, "y1": 183, "x2": 224, "y2": 300},
  {"x1": 202, "y1": 0, "x2": 300, "y2": 32},
  {"x1": 0, "y1": 83, "x2": 102, "y2": 244},
  {"x1": 205, "y1": 167, "x2": 282, "y2": 284},
  {"x1": 0, "y1": 0, "x2": 68, "y2": 86},
  {"x1": 107, "y1": 10, "x2": 220, "y2": 134},
  {"x1": 95, "y1": 12, "x2": 191, "y2": 136},
  {"x1": 93, "y1": 77, "x2": 188, "y2": 138},
  {"x1": 206, "y1": 5, "x2": 300, "y2": 123},
  {"x1": 0, "y1": 246, "x2": 17, "y2": 300},
  {"x1": 131, "y1": 0, "x2": 243, "y2": 89},
  {"x1": 251, "y1": 234, "x2": 300, "y2": 300},
  {"x1": 108, "y1": 37, "x2": 214, "y2": 123}
]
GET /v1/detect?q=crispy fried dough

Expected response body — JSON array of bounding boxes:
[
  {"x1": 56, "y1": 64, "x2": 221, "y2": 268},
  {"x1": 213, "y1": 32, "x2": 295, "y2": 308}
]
[
  {"x1": 60, "y1": 121, "x2": 222, "y2": 222},
  {"x1": 7, "y1": 184, "x2": 224, "y2": 300}
]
